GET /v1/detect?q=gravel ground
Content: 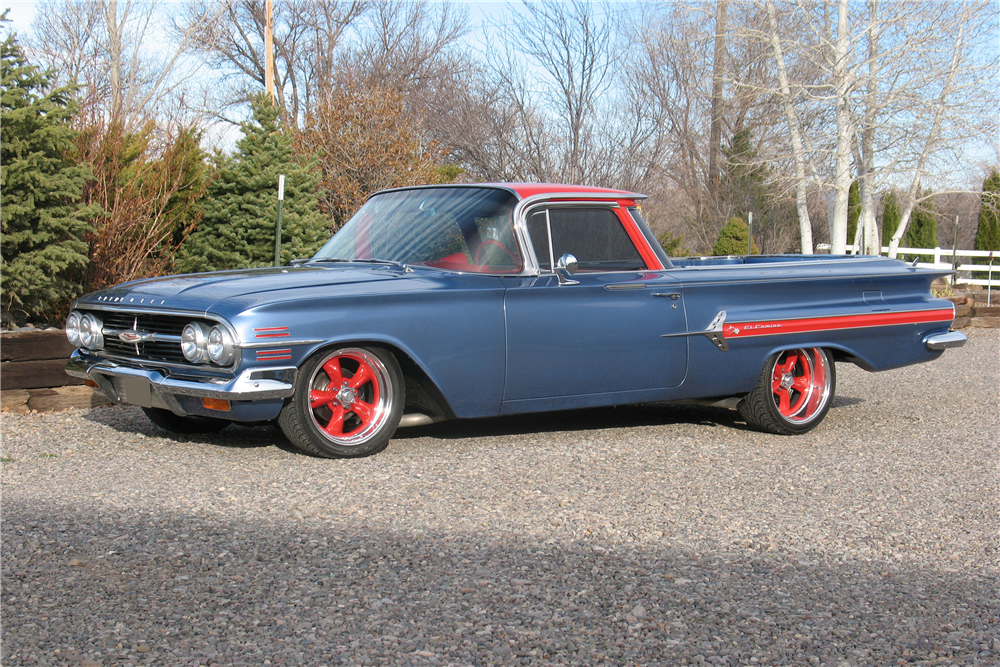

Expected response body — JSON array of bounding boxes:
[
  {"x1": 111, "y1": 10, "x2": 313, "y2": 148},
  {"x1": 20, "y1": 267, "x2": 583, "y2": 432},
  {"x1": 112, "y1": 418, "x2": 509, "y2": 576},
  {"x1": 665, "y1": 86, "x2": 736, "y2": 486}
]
[{"x1": 2, "y1": 330, "x2": 997, "y2": 667}]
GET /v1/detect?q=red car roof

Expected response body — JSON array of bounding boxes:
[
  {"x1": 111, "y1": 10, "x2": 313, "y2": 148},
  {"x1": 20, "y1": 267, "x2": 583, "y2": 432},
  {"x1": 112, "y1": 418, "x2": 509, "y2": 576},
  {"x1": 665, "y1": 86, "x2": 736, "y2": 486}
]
[{"x1": 496, "y1": 183, "x2": 644, "y2": 200}]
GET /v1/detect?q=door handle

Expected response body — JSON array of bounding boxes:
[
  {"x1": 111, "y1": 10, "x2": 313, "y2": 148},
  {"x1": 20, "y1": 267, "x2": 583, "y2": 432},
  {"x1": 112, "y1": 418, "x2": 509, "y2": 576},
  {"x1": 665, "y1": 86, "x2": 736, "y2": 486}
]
[{"x1": 653, "y1": 293, "x2": 681, "y2": 300}]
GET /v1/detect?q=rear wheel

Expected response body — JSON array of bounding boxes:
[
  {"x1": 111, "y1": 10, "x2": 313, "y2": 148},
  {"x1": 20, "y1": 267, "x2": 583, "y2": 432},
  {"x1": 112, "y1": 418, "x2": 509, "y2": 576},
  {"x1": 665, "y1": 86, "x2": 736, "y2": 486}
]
[
  {"x1": 142, "y1": 407, "x2": 230, "y2": 434},
  {"x1": 737, "y1": 347, "x2": 835, "y2": 435},
  {"x1": 278, "y1": 346, "x2": 403, "y2": 458}
]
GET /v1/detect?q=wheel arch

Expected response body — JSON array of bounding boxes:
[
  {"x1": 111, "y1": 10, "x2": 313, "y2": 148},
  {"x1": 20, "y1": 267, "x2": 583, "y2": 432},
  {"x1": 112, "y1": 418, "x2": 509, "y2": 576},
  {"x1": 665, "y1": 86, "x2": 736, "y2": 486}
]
[
  {"x1": 297, "y1": 337, "x2": 457, "y2": 420},
  {"x1": 755, "y1": 340, "x2": 875, "y2": 372}
]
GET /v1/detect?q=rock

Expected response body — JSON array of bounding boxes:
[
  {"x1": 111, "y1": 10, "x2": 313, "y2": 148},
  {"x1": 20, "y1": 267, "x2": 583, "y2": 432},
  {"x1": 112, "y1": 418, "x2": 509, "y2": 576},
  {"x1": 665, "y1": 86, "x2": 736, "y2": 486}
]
[
  {"x1": 630, "y1": 604, "x2": 647, "y2": 620},
  {"x1": 0, "y1": 389, "x2": 30, "y2": 413}
]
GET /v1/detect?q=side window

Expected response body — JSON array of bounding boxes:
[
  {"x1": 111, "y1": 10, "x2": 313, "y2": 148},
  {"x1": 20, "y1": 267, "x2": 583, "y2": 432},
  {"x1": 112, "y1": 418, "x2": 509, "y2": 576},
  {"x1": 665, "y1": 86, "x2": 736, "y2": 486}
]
[
  {"x1": 529, "y1": 207, "x2": 647, "y2": 272},
  {"x1": 528, "y1": 211, "x2": 553, "y2": 270}
]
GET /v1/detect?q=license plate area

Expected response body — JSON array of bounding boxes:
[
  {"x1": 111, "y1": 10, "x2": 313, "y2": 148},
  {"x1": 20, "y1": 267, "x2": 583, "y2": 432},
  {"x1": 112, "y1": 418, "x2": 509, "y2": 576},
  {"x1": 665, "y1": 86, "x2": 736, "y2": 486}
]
[{"x1": 118, "y1": 375, "x2": 153, "y2": 408}]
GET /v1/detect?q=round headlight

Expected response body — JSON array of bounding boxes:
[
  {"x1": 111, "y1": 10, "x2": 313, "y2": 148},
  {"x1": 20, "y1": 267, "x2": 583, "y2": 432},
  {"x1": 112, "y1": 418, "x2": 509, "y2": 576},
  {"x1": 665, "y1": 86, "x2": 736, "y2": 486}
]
[
  {"x1": 79, "y1": 313, "x2": 104, "y2": 350},
  {"x1": 181, "y1": 322, "x2": 211, "y2": 363},
  {"x1": 66, "y1": 311, "x2": 82, "y2": 347},
  {"x1": 206, "y1": 325, "x2": 235, "y2": 365}
]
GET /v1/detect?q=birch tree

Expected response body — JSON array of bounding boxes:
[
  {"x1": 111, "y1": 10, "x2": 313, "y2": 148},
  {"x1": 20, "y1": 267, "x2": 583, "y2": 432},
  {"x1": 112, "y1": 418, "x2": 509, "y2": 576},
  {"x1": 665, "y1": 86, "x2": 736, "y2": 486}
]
[{"x1": 758, "y1": 0, "x2": 998, "y2": 256}]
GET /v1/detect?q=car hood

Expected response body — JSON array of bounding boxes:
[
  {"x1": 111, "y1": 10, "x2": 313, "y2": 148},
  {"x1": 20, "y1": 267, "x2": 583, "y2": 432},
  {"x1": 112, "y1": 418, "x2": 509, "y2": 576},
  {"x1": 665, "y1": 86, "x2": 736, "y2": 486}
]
[{"x1": 78, "y1": 265, "x2": 403, "y2": 312}]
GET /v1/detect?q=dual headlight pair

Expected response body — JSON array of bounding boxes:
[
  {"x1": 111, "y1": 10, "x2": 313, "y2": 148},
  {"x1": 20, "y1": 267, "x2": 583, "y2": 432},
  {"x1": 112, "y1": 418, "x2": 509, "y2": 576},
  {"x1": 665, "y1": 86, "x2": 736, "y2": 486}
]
[
  {"x1": 66, "y1": 311, "x2": 235, "y2": 366},
  {"x1": 65, "y1": 311, "x2": 104, "y2": 350},
  {"x1": 180, "y1": 322, "x2": 235, "y2": 366}
]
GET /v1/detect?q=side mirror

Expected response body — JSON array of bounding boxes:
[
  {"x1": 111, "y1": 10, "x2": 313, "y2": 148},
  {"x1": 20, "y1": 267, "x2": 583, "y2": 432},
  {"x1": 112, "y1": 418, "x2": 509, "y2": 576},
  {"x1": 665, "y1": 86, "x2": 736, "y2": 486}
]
[{"x1": 555, "y1": 253, "x2": 580, "y2": 285}]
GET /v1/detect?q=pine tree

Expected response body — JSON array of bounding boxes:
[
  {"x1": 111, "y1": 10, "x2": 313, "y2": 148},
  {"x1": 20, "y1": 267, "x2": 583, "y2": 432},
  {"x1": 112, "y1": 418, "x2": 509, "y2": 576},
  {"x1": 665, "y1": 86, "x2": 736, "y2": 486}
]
[
  {"x1": 974, "y1": 171, "x2": 1000, "y2": 253},
  {"x1": 881, "y1": 190, "x2": 900, "y2": 246},
  {"x1": 906, "y1": 194, "x2": 939, "y2": 251},
  {"x1": 847, "y1": 180, "x2": 861, "y2": 249},
  {"x1": 717, "y1": 129, "x2": 795, "y2": 253},
  {"x1": 1, "y1": 31, "x2": 100, "y2": 324},
  {"x1": 713, "y1": 217, "x2": 760, "y2": 256},
  {"x1": 973, "y1": 170, "x2": 1000, "y2": 280},
  {"x1": 177, "y1": 94, "x2": 328, "y2": 273},
  {"x1": 658, "y1": 230, "x2": 688, "y2": 257}
]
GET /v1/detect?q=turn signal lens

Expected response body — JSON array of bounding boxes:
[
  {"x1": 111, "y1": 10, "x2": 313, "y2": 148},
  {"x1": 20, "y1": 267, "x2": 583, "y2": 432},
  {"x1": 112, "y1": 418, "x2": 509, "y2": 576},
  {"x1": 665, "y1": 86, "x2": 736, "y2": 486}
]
[
  {"x1": 79, "y1": 313, "x2": 104, "y2": 350},
  {"x1": 201, "y1": 397, "x2": 231, "y2": 411},
  {"x1": 65, "y1": 311, "x2": 82, "y2": 347},
  {"x1": 206, "y1": 325, "x2": 235, "y2": 366},
  {"x1": 181, "y1": 322, "x2": 211, "y2": 363}
]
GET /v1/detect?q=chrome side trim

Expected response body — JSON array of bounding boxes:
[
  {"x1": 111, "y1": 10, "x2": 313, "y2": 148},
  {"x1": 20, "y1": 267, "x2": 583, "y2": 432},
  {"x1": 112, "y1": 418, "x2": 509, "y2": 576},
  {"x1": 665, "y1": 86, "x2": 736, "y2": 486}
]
[
  {"x1": 661, "y1": 310, "x2": 729, "y2": 351},
  {"x1": 238, "y1": 339, "x2": 324, "y2": 350},
  {"x1": 924, "y1": 331, "x2": 968, "y2": 350}
]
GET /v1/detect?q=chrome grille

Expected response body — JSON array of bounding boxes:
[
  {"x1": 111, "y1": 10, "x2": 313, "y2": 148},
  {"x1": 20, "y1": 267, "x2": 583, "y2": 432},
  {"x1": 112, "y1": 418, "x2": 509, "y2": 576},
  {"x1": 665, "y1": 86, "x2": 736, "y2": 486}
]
[{"x1": 92, "y1": 311, "x2": 216, "y2": 365}]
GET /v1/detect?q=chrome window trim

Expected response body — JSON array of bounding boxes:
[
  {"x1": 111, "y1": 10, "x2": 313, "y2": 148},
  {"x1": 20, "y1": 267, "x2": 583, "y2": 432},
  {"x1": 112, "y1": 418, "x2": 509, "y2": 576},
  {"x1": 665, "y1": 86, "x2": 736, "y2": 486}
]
[{"x1": 515, "y1": 198, "x2": 647, "y2": 277}]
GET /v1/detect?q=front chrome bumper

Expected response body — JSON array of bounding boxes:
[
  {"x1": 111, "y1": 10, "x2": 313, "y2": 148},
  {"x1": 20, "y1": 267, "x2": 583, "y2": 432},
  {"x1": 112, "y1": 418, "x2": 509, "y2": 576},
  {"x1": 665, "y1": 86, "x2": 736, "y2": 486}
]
[
  {"x1": 923, "y1": 331, "x2": 968, "y2": 350},
  {"x1": 66, "y1": 351, "x2": 297, "y2": 406}
]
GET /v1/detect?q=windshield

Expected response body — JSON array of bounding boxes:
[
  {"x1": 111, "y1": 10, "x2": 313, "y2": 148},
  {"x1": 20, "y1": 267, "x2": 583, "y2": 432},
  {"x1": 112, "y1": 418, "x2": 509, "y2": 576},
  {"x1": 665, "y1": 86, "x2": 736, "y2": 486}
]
[{"x1": 313, "y1": 187, "x2": 523, "y2": 273}]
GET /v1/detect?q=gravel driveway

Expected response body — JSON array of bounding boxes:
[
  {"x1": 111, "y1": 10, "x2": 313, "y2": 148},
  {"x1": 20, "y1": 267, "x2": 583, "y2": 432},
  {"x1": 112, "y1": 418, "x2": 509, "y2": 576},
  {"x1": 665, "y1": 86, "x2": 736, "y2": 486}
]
[{"x1": 2, "y1": 330, "x2": 997, "y2": 667}]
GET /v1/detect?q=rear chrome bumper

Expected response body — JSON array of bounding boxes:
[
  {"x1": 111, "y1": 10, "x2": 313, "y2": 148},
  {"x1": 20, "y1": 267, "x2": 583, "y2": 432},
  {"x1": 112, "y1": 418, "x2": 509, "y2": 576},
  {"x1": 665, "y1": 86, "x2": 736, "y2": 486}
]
[
  {"x1": 923, "y1": 331, "x2": 968, "y2": 351},
  {"x1": 66, "y1": 351, "x2": 297, "y2": 405}
]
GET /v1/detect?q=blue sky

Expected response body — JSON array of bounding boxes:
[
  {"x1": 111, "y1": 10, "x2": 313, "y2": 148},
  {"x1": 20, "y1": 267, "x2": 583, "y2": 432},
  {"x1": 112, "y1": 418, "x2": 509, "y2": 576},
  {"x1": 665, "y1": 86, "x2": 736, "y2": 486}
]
[{"x1": 0, "y1": 0, "x2": 517, "y2": 39}]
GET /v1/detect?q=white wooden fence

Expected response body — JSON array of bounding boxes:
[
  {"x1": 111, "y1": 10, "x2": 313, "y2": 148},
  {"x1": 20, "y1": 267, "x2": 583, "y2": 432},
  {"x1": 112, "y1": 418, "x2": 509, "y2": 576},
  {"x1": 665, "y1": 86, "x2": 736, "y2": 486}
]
[{"x1": 842, "y1": 245, "x2": 998, "y2": 289}]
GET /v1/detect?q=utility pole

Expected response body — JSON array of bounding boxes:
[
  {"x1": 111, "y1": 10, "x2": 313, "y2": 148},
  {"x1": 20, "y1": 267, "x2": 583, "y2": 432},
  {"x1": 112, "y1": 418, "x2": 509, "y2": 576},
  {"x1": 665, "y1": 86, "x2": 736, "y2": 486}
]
[{"x1": 265, "y1": 0, "x2": 275, "y2": 100}]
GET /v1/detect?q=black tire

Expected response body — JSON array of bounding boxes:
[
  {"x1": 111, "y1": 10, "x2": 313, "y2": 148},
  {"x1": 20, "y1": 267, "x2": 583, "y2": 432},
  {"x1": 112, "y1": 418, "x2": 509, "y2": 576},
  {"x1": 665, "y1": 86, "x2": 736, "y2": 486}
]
[
  {"x1": 737, "y1": 347, "x2": 836, "y2": 435},
  {"x1": 278, "y1": 346, "x2": 403, "y2": 458},
  {"x1": 142, "y1": 407, "x2": 231, "y2": 434}
]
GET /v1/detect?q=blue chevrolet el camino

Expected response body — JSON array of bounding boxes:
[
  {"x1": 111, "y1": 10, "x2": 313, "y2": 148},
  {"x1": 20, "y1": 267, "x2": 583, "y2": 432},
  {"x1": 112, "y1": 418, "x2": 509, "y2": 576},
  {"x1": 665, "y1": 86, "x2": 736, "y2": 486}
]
[{"x1": 65, "y1": 183, "x2": 966, "y2": 458}]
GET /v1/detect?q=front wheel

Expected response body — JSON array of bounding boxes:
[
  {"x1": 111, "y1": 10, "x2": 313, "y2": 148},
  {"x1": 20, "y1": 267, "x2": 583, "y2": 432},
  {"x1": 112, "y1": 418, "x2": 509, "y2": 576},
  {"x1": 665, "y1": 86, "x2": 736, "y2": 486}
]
[
  {"x1": 278, "y1": 346, "x2": 403, "y2": 458},
  {"x1": 737, "y1": 347, "x2": 836, "y2": 435}
]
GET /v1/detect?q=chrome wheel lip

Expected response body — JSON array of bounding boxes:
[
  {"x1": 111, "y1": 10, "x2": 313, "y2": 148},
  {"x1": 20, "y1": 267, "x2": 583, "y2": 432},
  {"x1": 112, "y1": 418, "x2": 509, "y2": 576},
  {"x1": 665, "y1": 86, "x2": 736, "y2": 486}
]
[
  {"x1": 772, "y1": 347, "x2": 832, "y2": 425},
  {"x1": 308, "y1": 347, "x2": 393, "y2": 447}
]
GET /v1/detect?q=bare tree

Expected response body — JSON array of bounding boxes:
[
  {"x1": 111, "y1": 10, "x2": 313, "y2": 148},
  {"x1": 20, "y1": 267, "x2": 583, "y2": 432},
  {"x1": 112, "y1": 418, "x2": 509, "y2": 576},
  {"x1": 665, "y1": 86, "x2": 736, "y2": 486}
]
[
  {"x1": 184, "y1": 0, "x2": 468, "y2": 128},
  {"x1": 183, "y1": 0, "x2": 366, "y2": 125},
  {"x1": 339, "y1": 0, "x2": 470, "y2": 94},
  {"x1": 637, "y1": 2, "x2": 796, "y2": 252},
  {"x1": 30, "y1": 0, "x2": 220, "y2": 127}
]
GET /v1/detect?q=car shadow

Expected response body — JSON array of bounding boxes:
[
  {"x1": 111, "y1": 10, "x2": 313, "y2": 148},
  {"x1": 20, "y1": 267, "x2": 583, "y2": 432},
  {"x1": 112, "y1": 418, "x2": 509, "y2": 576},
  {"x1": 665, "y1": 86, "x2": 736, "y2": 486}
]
[
  {"x1": 81, "y1": 406, "x2": 305, "y2": 455},
  {"x1": 80, "y1": 395, "x2": 868, "y2": 452},
  {"x1": 393, "y1": 402, "x2": 749, "y2": 441}
]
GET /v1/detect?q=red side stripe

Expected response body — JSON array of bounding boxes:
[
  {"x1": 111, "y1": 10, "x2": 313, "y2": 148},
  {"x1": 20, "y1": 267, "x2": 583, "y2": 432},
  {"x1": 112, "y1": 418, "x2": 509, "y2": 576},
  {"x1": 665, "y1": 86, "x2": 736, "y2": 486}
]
[
  {"x1": 725, "y1": 309, "x2": 954, "y2": 339},
  {"x1": 257, "y1": 349, "x2": 292, "y2": 361}
]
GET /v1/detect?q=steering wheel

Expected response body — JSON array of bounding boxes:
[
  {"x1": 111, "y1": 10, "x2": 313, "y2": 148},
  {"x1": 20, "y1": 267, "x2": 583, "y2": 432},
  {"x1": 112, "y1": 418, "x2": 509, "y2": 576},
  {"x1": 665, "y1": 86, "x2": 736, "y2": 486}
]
[{"x1": 475, "y1": 239, "x2": 518, "y2": 267}]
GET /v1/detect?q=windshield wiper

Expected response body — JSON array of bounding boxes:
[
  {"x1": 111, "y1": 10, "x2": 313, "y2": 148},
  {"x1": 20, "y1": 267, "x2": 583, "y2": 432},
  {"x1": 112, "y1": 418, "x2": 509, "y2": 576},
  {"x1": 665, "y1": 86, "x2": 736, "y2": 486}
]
[
  {"x1": 306, "y1": 257, "x2": 414, "y2": 272},
  {"x1": 352, "y1": 258, "x2": 414, "y2": 272}
]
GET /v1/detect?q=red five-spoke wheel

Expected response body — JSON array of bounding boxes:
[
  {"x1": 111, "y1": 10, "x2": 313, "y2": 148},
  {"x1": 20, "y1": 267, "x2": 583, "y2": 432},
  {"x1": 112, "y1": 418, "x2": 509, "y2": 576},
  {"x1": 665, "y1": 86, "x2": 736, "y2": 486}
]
[
  {"x1": 279, "y1": 346, "x2": 403, "y2": 458},
  {"x1": 738, "y1": 347, "x2": 836, "y2": 435}
]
